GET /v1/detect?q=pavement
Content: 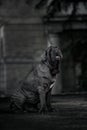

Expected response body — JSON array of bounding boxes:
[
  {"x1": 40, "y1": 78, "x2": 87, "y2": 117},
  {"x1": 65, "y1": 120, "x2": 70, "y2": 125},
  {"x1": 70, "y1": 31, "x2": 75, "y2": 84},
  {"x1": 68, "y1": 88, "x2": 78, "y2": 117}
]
[{"x1": 0, "y1": 94, "x2": 87, "y2": 130}]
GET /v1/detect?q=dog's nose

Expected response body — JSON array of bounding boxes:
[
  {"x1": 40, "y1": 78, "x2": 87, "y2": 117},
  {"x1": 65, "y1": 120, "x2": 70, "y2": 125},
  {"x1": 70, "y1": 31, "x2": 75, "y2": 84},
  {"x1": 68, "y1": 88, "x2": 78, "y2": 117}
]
[{"x1": 56, "y1": 56, "x2": 60, "y2": 60}]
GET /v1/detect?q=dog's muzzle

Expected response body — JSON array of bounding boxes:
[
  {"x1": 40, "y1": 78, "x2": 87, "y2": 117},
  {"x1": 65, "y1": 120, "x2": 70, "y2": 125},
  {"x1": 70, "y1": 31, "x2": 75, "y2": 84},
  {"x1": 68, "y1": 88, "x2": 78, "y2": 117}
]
[{"x1": 56, "y1": 56, "x2": 61, "y2": 60}]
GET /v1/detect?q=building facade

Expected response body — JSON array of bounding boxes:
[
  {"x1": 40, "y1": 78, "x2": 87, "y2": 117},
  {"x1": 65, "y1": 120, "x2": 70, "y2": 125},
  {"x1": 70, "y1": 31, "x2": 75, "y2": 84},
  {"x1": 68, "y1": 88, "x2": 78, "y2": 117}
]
[{"x1": 0, "y1": 0, "x2": 87, "y2": 96}]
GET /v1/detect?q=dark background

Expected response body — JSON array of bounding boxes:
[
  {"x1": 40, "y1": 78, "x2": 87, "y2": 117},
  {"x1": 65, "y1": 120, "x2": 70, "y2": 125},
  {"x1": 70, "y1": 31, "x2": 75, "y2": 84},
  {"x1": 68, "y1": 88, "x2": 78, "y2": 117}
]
[
  {"x1": 0, "y1": 0, "x2": 87, "y2": 95},
  {"x1": 0, "y1": 0, "x2": 87, "y2": 129}
]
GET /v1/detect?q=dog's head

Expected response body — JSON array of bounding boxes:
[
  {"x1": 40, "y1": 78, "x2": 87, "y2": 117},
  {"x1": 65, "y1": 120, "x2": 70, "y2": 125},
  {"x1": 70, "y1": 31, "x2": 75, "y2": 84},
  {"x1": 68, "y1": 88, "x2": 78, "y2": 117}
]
[{"x1": 41, "y1": 46, "x2": 63, "y2": 76}]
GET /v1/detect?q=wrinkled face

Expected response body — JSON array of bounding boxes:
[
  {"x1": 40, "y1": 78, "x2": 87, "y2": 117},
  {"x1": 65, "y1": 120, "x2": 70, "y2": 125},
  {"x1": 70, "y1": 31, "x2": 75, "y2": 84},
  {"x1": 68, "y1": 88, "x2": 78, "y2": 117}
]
[
  {"x1": 42, "y1": 46, "x2": 63, "y2": 76},
  {"x1": 41, "y1": 46, "x2": 63, "y2": 75},
  {"x1": 46, "y1": 46, "x2": 63, "y2": 65}
]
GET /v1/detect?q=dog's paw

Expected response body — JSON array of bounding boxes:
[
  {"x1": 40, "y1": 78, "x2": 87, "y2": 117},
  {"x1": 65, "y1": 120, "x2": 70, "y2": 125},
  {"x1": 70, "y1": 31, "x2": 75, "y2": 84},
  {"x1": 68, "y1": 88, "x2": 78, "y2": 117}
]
[{"x1": 39, "y1": 107, "x2": 48, "y2": 114}]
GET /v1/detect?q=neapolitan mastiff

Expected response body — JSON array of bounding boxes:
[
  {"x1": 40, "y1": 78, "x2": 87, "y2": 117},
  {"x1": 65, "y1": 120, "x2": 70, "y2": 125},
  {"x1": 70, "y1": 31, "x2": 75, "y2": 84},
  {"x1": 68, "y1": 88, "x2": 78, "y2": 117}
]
[{"x1": 10, "y1": 45, "x2": 63, "y2": 113}]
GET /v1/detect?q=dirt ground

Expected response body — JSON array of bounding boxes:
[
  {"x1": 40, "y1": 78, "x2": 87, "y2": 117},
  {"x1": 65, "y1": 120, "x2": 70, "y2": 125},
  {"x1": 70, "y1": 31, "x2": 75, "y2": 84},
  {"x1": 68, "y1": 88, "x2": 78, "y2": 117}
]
[{"x1": 0, "y1": 95, "x2": 87, "y2": 130}]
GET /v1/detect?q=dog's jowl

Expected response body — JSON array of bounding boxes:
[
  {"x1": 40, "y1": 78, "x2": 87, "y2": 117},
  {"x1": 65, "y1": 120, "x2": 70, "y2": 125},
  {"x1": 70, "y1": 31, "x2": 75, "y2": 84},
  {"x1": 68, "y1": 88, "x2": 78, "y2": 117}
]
[{"x1": 10, "y1": 46, "x2": 63, "y2": 113}]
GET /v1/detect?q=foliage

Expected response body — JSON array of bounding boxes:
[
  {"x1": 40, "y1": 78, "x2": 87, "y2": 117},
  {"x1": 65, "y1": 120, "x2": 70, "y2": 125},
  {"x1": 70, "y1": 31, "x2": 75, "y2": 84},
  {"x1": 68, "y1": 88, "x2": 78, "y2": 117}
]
[{"x1": 35, "y1": 0, "x2": 87, "y2": 18}]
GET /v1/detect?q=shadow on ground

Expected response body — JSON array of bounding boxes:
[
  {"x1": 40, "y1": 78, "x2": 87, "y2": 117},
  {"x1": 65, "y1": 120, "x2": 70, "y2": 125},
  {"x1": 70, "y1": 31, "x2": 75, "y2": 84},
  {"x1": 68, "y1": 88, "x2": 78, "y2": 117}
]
[{"x1": 0, "y1": 95, "x2": 87, "y2": 130}]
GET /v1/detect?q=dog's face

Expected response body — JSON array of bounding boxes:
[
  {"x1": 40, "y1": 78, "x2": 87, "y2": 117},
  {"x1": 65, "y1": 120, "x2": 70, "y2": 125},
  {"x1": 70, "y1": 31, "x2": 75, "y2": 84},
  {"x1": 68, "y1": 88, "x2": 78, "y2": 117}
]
[
  {"x1": 41, "y1": 46, "x2": 63, "y2": 76},
  {"x1": 47, "y1": 46, "x2": 62, "y2": 62}
]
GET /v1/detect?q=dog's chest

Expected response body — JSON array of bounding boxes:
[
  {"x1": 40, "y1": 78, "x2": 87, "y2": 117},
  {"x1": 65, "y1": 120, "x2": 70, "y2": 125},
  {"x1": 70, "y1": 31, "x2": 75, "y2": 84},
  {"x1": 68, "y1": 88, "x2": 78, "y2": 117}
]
[
  {"x1": 41, "y1": 76, "x2": 56, "y2": 92},
  {"x1": 43, "y1": 80, "x2": 55, "y2": 93},
  {"x1": 37, "y1": 63, "x2": 56, "y2": 91}
]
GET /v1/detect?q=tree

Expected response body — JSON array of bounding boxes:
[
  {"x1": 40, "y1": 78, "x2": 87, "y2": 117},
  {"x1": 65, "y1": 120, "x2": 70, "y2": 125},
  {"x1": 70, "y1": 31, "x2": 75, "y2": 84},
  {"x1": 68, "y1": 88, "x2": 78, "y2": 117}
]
[{"x1": 35, "y1": 0, "x2": 87, "y2": 18}]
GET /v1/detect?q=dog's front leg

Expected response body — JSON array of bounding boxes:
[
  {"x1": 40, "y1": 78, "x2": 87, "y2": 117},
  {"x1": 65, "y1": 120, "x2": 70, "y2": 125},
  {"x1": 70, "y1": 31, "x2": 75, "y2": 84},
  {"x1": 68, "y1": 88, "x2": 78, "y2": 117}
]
[
  {"x1": 46, "y1": 89, "x2": 53, "y2": 112},
  {"x1": 38, "y1": 86, "x2": 46, "y2": 113}
]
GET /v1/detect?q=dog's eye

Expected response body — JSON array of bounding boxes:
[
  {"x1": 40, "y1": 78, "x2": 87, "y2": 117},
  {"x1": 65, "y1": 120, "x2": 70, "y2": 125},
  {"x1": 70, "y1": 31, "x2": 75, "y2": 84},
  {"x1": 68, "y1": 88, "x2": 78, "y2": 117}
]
[
  {"x1": 55, "y1": 51, "x2": 58, "y2": 56},
  {"x1": 56, "y1": 53, "x2": 58, "y2": 56}
]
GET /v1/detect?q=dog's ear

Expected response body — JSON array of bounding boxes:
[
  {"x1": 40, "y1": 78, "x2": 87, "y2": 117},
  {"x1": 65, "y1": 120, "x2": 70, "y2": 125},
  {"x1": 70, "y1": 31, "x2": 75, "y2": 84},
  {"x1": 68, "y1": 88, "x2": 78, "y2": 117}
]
[
  {"x1": 41, "y1": 50, "x2": 47, "y2": 62},
  {"x1": 46, "y1": 46, "x2": 53, "y2": 63},
  {"x1": 41, "y1": 47, "x2": 52, "y2": 62}
]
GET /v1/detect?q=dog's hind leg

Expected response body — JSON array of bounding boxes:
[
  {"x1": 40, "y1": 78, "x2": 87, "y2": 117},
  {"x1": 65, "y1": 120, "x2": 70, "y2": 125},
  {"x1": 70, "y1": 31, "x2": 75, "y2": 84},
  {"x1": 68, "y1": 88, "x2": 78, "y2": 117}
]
[
  {"x1": 10, "y1": 93, "x2": 26, "y2": 113},
  {"x1": 10, "y1": 100, "x2": 22, "y2": 113}
]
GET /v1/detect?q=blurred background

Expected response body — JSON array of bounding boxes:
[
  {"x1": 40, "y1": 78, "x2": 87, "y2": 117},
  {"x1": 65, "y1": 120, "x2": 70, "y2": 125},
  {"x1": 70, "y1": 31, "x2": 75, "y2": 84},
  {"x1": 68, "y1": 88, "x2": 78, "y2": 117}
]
[{"x1": 0, "y1": 0, "x2": 87, "y2": 97}]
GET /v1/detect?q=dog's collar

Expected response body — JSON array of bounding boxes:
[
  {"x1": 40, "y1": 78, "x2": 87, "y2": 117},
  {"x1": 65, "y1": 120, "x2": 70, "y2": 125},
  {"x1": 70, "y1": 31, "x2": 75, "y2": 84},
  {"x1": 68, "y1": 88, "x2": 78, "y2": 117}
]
[{"x1": 50, "y1": 82, "x2": 55, "y2": 89}]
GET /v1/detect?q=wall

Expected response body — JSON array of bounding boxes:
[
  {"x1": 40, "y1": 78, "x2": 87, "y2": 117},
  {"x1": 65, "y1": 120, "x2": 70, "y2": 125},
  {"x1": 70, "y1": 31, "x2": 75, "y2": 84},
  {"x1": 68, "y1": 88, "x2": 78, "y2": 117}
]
[
  {"x1": 0, "y1": 0, "x2": 47, "y2": 96},
  {"x1": 5, "y1": 23, "x2": 47, "y2": 95}
]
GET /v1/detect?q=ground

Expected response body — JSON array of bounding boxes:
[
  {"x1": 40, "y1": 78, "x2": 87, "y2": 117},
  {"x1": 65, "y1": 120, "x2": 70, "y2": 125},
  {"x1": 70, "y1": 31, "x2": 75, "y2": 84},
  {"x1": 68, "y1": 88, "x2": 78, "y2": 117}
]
[{"x1": 0, "y1": 94, "x2": 87, "y2": 130}]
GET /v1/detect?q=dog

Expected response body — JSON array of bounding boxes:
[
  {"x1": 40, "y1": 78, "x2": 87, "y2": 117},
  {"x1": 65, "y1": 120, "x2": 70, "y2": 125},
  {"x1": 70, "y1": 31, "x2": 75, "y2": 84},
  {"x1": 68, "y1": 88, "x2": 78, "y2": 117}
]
[{"x1": 10, "y1": 45, "x2": 63, "y2": 113}]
